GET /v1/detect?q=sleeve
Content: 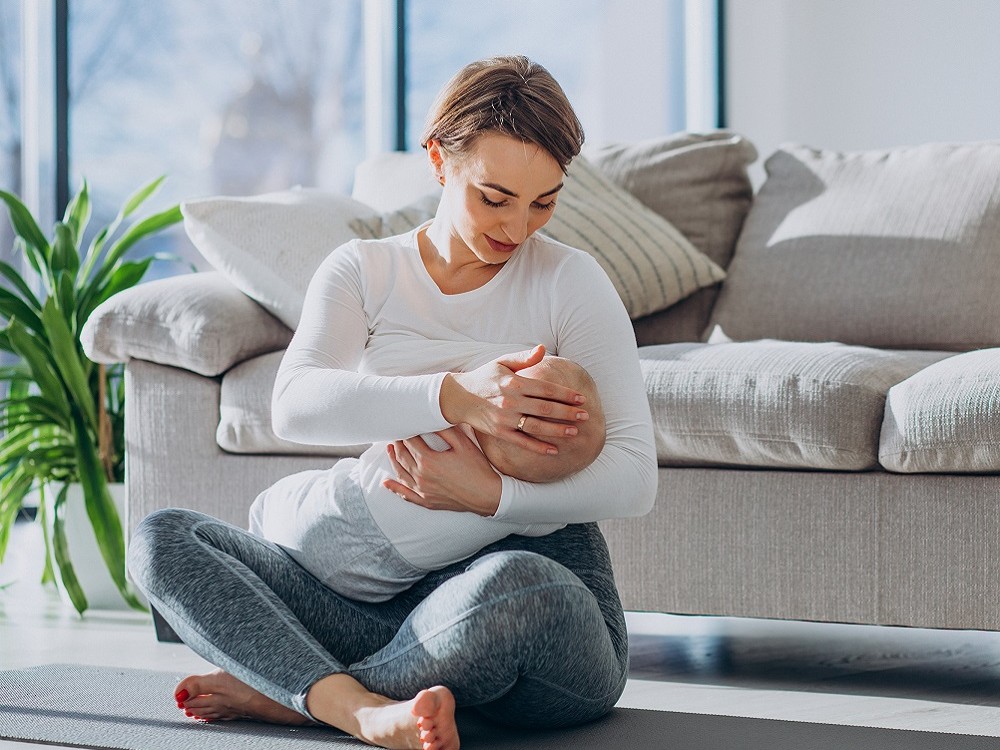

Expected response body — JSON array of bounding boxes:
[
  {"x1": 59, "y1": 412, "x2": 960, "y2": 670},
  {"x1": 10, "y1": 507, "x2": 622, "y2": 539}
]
[
  {"x1": 491, "y1": 253, "x2": 658, "y2": 524},
  {"x1": 270, "y1": 241, "x2": 451, "y2": 446}
]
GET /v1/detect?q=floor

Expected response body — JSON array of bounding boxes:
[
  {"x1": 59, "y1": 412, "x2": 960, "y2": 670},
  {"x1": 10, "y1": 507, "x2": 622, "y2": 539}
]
[{"x1": 2, "y1": 515, "x2": 999, "y2": 748}]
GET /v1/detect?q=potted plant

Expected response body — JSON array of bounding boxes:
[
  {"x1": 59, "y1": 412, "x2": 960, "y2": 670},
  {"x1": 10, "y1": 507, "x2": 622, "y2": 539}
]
[{"x1": 0, "y1": 177, "x2": 187, "y2": 615}]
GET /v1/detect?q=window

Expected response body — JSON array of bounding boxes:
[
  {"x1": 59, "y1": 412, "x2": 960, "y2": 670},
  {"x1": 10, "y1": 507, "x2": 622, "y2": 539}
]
[
  {"x1": 67, "y1": 0, "x2": 366, "y2": 280},
  {"x1": 0, "y1": 1, "x2": 21, "y2": 263},
  {"x1": 405, "y1": 0, "x2": 692, "y2": 149},
  {"x1": 8, "y1": 0, "x2": 721, "y2": 283}
]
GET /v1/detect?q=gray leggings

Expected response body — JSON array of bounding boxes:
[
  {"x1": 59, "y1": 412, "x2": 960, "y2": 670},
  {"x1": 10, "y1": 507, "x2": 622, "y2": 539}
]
[{"x1": 126, "y1": 508, "x2": 629, "y2": 729}]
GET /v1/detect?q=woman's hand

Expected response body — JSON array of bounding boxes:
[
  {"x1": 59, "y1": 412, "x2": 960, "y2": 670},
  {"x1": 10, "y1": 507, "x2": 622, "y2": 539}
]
[
  {"x1": 438, "y1": 344, "x2": 588, "y2": 455},
  {"x1": 383, "y1": 427, "x2": 503, "y2": 516}
]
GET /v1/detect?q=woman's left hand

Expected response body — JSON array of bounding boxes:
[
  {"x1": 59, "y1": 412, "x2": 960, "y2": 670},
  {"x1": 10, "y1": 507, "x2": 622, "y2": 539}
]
[{"x1": 383, "y1": 427, "x2": 502, "y2": 516}]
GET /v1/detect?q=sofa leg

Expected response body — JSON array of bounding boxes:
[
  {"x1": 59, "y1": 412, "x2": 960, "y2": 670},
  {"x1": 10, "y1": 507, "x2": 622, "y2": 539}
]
[{"x1": 151, "y1": 605, "x2": 183, "y2": 643}]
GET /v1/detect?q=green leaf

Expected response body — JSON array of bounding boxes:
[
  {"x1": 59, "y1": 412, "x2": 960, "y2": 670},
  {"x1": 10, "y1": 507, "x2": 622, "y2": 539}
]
[
  {"x1": 36, "y1": 484, "x2": 55, "y2": 586},
  {"x1": 121, "y1": 175, "x2": 166, "y2": 218},
  {"x1": 56, "y1": 272, "x2": 77, "y2": 332},
  {"x1": 52, "y1": 484, "x2": 88, "y2": 615},
  {"x1": 88, "y1": 258, "x2": 153, "y2": 315},
  {"x1": 78, "y1": 225, "x2": 109, "y2": 289},
  {"x1": 50, "y1": 222, "x2": 80, "y2": 279},
  {"x1": 0, "y1": 259, "x2": 43, "y2": 311},
  {"x1": 92, "y1": 205, "x2": 182, "y2": 287},
  {"x1": 77, "y1": 176, "x2": 166, "y2": 289},
  {"x1": 0, "y1": 189, "x2": 50, "y2": 258},
  {"x1": 13, "y1": 237, "x2": 45, "y2": 283},
  {"x1": 41, "y1": 298, "x2": 97, "y2": 434},
  {"x1": 5, "y1": 319, "x2": 71, "y2": 417},
  {"x1": 0, "y1": 470, "x2": 32, "y2": 564},
  {"x1": 0, "y1": 287, "x2": 46, "y2": 335},
  {"x1": 0, "y1": 394, "x2": 71, "y2": 431},
  {"x1": 72, "y1": 411, "x2": 145, "y2": 611},
  {"x1": 62, "y1": 179, "x2": 91, "y2": 246}
]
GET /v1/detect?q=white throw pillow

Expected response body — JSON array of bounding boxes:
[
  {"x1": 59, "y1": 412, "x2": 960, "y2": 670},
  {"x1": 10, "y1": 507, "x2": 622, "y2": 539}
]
[
  {"x1": 353, "y1": 152, "x2": 727, "y2": 319},
  {"x1": 181, "y1": 188, "x2": 436, "y2": 329}
]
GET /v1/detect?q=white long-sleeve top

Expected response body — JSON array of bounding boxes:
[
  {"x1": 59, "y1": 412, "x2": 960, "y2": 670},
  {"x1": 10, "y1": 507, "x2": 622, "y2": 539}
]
[{"x1": 271, "y1": 224, "x2": 657, "y2": 567}]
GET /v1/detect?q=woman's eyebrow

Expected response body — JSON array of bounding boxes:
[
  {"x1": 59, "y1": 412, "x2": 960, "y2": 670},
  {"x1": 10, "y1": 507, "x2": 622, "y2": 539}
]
[{"x1": 479, "y1": 181, "x2": 565, "y2": 199}]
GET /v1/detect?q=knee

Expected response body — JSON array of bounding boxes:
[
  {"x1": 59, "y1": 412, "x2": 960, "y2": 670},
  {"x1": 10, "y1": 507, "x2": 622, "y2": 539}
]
[
  {"x1": 127, "y1": 507, "x2": 201, "y2": 589},
  {"x1": 463, "y1": 551, "x2": 597, "y2": 633},
  {"x1": 467, "y1": 550, "x2": 583, "y2": 594}
]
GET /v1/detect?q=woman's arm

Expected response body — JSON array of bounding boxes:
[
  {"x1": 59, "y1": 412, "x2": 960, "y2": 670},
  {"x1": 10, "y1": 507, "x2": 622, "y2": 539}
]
[
  {"x1": 387, "y1": 252, "x2": 658, "y2": 524},
  {"x1": 271, "y1": 241, "x2": 451, "y2": 445}
]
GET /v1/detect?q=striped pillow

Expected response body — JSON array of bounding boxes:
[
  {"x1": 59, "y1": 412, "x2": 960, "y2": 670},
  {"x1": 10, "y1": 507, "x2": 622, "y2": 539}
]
[{"x1": 541, "y1": 156, "x2": 726, "y2": 319}]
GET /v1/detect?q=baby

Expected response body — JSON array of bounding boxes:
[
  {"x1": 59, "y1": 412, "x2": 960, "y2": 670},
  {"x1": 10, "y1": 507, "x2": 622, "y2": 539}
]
[{"x1": 250, "y1": 355, "x2": 606, "y2": 602}]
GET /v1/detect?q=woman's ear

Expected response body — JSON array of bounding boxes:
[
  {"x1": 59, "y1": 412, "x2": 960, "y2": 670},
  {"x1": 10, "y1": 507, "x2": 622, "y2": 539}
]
[{"x1": 426, "y1": 139, "x2": 446, "y2": 185}]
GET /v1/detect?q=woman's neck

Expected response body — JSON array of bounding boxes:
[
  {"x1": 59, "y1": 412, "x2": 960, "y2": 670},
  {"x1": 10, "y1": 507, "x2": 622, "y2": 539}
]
[{"x1": 419, "y1": 219, "x2": 505, "y2": 295}]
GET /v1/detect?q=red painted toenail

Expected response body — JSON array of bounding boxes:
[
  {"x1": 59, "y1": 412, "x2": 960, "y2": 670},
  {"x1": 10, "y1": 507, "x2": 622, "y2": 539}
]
[
  {"x1": 175, "y1": 689, "x2": 190, "y2": 702},
  {"x1": 185, "y1": 710, "x2": 193, "y2": 717}
]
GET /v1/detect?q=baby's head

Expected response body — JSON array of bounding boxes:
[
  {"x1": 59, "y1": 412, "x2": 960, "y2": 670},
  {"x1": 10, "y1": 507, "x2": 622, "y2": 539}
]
[{"x1": 475, "y1": 356, "x2": 606, "y2": 483}]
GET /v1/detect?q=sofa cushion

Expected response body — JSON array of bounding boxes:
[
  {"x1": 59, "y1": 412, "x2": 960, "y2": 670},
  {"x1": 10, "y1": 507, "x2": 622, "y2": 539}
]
[
  {"x1": 584, "y1": 131, "x2": 757, "y2": 269},
  {"x1": 182, "y1": 188, "x2": 439, "y2": 329},
  {"x1": 709, "y1": 141, "x2": 1000, "y2": 351},
  {"x1": 81, "y1": 272, "x2": 293, "y2": 377},
  {"x1": 585, "y1": 132, "x2": 757, "y2": 344},
  {"x1": 640, "y1": 340, "x2": 953, "y2": 470},
  {"x1": 218, "y1": 350, "x2": 369, "y2": 458},
  {"x1": 880, "y1": 348, "x2": 1000, "y2": 473},
  {"x1": 352, "y1": 152, "x2": 727, "y2": 319}
]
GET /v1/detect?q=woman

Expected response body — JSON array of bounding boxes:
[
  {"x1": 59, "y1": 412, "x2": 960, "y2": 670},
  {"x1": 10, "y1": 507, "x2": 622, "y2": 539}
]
[{"x1": 127, "y1": 55, "x2": 656, "y2": 750}]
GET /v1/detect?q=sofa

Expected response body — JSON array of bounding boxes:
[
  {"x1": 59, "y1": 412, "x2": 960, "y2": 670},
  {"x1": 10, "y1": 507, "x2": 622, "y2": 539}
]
[{"x1": 82, "y1": 131, "x2": 1000, "y2": 637}]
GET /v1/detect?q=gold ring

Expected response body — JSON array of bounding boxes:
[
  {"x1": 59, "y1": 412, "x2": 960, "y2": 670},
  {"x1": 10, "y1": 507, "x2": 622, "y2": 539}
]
[{"x1": 516, "y1": 415, "x2": 528, "y2": 432}]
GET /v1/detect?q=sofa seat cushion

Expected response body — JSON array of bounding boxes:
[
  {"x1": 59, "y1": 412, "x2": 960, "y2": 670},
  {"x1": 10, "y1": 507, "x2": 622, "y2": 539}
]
[
  {"x1": 880, "y1": 348, "x2": 1000, "y2": 473},
  {"x1": 218, "y1": 351, "x2": 369, "y2": 458},
  {"x1": 640, "y1": 341, "x2": 953, "y2": 470}
]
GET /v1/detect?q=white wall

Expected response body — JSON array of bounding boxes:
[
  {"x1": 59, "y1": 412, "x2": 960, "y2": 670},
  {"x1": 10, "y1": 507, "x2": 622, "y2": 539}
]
[{"x1": 726, "y1": 0, "x2": 1000, "y2": 185}]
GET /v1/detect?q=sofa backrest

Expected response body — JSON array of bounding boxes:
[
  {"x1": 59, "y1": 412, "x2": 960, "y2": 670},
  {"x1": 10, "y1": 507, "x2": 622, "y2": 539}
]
[{"x1": 709, "y1": 141, "x2": 1000, "y2": 351}]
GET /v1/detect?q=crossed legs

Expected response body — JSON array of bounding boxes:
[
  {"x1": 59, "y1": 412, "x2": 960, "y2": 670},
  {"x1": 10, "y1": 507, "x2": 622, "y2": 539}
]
[{"x1": 127, "y1": 508, "x2": 627, "y2": 748}]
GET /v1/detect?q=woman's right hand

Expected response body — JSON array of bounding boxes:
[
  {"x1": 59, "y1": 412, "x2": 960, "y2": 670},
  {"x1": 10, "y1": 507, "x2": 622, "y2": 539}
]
[{"x1": 439, "y1": 344, "x2": 589, "y2": 455}]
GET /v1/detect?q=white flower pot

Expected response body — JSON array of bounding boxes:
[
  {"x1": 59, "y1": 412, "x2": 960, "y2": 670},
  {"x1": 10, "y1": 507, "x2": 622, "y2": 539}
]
[{"x1": 34, "y1": 481, "x2": 147, "y2": 611}]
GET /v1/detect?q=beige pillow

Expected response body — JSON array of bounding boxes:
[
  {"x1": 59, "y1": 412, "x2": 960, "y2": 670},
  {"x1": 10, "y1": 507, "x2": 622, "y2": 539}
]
[
  {"x1": 709, "y1": 141, "x2": 1000, "y2": 350},
  {"x1": 585, "y1": 131, "x2": 757, "y2": 268},
  {"x1": 181, "y1": 188, "x2": 437, "y2": 329},
  {"x1": 880, "y1": 349, "x2": 1000, "y2": 473},
  {"x1": 541, "y1": 156, "x2": 726, "y2": 319}
]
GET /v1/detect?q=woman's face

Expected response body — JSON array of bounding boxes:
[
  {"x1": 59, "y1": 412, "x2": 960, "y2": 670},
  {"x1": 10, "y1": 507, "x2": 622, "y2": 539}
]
[{"x1": 429, "y1": 132, "x2": 565, "y2": 265}]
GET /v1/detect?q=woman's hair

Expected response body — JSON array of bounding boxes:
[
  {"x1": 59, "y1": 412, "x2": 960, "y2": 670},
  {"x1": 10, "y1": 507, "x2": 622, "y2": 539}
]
[{"x1": 420, "y1": 55, "x2": 584, "y2": 171}]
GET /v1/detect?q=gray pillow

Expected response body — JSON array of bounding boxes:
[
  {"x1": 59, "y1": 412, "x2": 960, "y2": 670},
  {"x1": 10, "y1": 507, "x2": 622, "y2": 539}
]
[
  {"x1": 586, "y1": 130, "x2": 758, "y2": 269},
  {"x1": 81, "y1": 272, "x2": 292, "y2": 377},
  {"x1": 709, "y1": 141, "x2": 1000, "y2": 350}
]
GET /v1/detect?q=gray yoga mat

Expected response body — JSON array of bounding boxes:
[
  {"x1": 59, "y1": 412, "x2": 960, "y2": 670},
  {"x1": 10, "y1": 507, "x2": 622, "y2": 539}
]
[{"x1": 0, "y1": 663, "x2": 994, "y2": 749}]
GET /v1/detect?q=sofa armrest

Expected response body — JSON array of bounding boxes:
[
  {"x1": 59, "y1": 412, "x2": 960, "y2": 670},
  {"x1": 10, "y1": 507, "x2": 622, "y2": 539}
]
[{"x1": 81, "y1": 272, "x2": 293, "y2": 377}]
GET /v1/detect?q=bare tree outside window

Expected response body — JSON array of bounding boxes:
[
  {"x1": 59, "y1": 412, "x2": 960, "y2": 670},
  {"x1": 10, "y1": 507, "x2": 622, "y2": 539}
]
[{"x1": 68, "y1": 0, "x2": 365, "y2": 283}]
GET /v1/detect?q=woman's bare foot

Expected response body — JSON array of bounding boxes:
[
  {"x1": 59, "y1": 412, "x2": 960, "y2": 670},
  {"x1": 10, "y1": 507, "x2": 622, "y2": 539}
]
[
  {"x1": 174, "y1": 668, "x2": 310, "y2": 725},
  {"x1": 308, "y1": 673, "x2": 459, "y2": 750}
]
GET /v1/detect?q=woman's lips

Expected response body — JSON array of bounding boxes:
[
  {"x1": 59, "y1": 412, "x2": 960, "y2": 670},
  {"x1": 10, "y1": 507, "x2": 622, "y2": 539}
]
[{"x1": 486, "y1": 236, "x2": 518, "y2": 254}]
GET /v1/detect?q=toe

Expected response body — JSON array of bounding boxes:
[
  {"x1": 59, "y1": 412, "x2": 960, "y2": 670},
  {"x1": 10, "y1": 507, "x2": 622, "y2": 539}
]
[{"x1": 411, "y1": 688, "x2": 442, "y2": 720}]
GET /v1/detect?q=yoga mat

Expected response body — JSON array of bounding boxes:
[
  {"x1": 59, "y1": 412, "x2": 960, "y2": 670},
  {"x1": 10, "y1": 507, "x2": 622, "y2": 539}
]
[{"x1": 0, "y1": 663, "x2": 993, "y2": 749}]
